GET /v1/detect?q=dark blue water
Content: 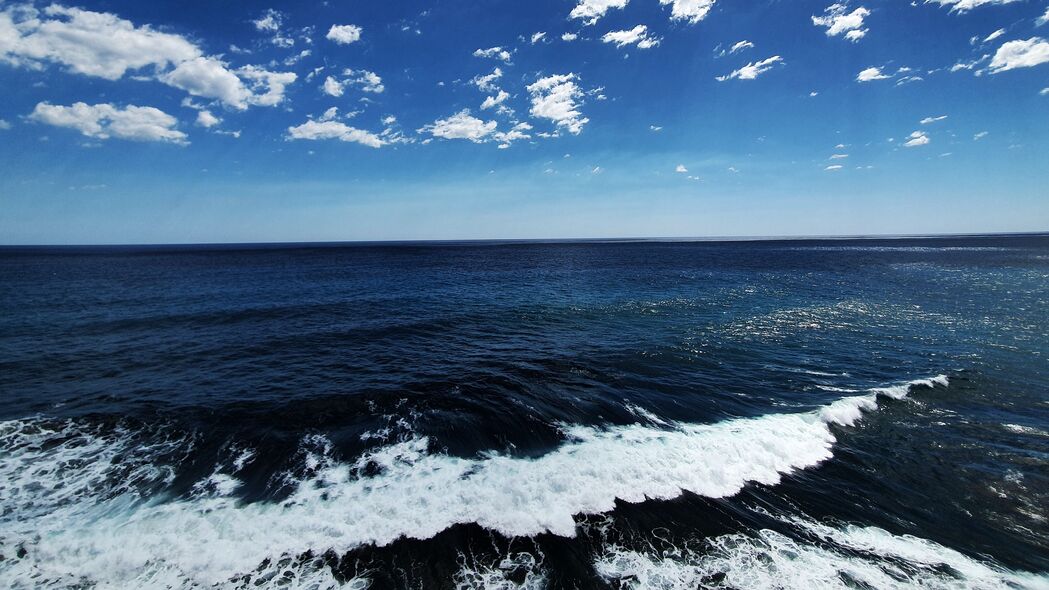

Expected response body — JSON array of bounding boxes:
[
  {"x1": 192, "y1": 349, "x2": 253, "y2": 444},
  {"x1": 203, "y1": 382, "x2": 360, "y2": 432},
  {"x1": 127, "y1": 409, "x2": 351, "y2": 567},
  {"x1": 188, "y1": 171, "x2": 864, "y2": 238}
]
[{"x1": 1, "y1": 236, "x2": 1047, "y2": 589}]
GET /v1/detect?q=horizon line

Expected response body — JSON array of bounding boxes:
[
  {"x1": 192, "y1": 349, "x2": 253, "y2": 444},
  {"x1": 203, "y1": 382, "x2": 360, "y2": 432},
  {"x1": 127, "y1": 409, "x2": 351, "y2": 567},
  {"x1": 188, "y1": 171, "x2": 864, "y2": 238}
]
[{"x1": 1, "y1": 230, "x2": 1047, "y2": 249}]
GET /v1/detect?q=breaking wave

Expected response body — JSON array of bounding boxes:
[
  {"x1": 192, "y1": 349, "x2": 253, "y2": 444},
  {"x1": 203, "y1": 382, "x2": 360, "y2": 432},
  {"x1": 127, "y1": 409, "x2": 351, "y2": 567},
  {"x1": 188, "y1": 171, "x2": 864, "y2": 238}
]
[{"x1": 1, "y1": 376, "x2": 951, "y2": 588}]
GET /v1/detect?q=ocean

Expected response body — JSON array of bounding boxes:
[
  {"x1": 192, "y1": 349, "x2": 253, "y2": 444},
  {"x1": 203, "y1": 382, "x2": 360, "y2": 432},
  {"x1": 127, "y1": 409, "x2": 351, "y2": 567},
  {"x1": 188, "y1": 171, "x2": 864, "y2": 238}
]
[{"x1": 1, "y1": 235, "x2": 1047, "y2": 589}]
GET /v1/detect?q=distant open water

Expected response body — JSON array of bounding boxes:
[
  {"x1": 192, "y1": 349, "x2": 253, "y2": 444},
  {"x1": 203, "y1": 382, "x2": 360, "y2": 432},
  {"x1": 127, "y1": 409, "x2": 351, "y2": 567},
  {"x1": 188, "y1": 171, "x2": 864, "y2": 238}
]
[{"x1": 1, "y1": 235, "x2": 1047, "y2": 589}]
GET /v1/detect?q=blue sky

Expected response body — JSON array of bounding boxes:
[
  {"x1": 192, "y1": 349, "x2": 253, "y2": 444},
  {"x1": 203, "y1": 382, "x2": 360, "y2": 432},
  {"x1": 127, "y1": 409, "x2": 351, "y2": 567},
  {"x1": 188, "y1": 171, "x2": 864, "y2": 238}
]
[{"x1": 1, "y1": 0, "x2": 1047, "y2": 243}]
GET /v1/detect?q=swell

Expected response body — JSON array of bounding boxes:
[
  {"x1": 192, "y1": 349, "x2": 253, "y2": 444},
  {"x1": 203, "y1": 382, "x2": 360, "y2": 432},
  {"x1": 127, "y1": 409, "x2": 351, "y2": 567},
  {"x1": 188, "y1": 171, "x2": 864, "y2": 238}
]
[{"x1": 0, "y1": 375, "x2": 953, "y2": 588}]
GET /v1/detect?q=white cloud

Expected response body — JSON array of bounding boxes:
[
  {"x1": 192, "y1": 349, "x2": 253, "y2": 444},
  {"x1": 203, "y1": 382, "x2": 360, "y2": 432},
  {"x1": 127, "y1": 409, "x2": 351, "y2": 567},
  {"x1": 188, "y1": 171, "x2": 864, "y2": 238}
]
[
  {"x1": 1038, "y1": 7, "x2": 1049, "y2": 26},
  {"x1": 825, "y1": 164, "x2": 843, "y2": 171},
  {"x1": 473, "y1": 46, "x2": 512, "y2": 63},
  {"x1": 286, "y1": 120, "x2": 384, "y2": 148},
  {"x1": 347, "y1": 69, "x2": 384, "y2": 93},
  {"x1": 950, "y1": 55, "x2": 989, "y2": 72},
  {"x1": 29, "y1": 101, "x2": 187, "y2": 144},
  {"x1": 531, "y1": 32, "x2": 546, "y2": 44},
  {"x1": 283, "y1": 49, "x2": 311, "y2": 66},
  {"x1": 973, "y1": 131, "x2": 989, "y2": 140},
  {"x1": 988, "y1": 37, "x2": 1049, "y2": 73},
  {"x1": 716, "y1": 56, "x2": 783, "y2": 81},
  {"x1": 983, "y1": 28, "x2": 1006, "y2": 43},
  {"x1": 253, "y1": 9, "x2": 282, "y2": 33},
  {"x1": 160, "y1": 57, "x2": 251, "y2": 108},
  {"x1": 196, "y1": 110, "x2": 220, "y2": 128},
  {"x1": 379, "y1": 125, "x2": 415, "y2": 147},
  {"x1": 326, "y1": 24, "x2": 362, "y2": 45},
  {"x1": 830, "y1": 153, "x2": 848, "y2": 159},
  {"x1": 729, "y1": 40, "x2": 754, "y2": 54},
  {"x1": 601, "y1": 25, "x2": 661, "y2": 49},
  {"x1": 650, "y1": 125, "x2": 663, "y2": 131},
  {"x1": 856, "y1": 66, "x2": 890, "y2": 81},
  {"x1": 659, "y1": 0, "x2": 717, "y2": 24},
  {"x1": 920, "y1": 115, "x2": 948, "y2": 124},
  {"x1": 571, "y1": 0, "x2": 716, "y2": 25},
  {"x1": 481, "y1": 90, "x2": 510, "y2": 110},
  {"x1": 562, "y1": 32, "x2": 578, "y2": 41},
  {"x1": 0, "y1": 4, "x2": 199, "y2": 80},
  {"x1": 419, "y1": 109, "x2": 498, "y2": 142},
  {"x1": 812, "y1": 4, "x2": 870, "y2": 42},
  {"x1": 322, "y1": 69, "x2": 384, "y2": 96},
  {"x1": 0, "y1": 5, "x2": 294, "y2": 110},
  {"x1": 323, "y1": 75, "x2": 344, "y2": 96},
  {"x1": 237, "y1": 66, "x2": 297, "y2": 107},
  {"x1": 1041, "y1": 87, "x2": 1049, "y2": 95},
  {"x1": 472, "y1": 68, "x2": 504, "y2": 92},
  {"x1": 904, "y1": 130, "x2": 930, "y2": 147},
  {"x1": 592, "y1": 166, "x2": 604, "y2": 174},
  {"x1": 675, "y1": 164, "x2": 688, "y2": 173},
  {"x1": 527, "y1": 73, "x2": 589, "y2": 135},
  {"x1": 252, "y1": 9, "x2": 293, "y2": 47},
  {"x1": 569, "y1": 0, "x2": 630, "y2": 25},
  {"x1": 0, "y1": 119, "x2": 11, "y2": 130},
  {"x1": 494, "y1": 122, "x2": 533, "y2": 148},
  {"x1": 926, "y1": 0, "x2": 1019, "y2": 13}
]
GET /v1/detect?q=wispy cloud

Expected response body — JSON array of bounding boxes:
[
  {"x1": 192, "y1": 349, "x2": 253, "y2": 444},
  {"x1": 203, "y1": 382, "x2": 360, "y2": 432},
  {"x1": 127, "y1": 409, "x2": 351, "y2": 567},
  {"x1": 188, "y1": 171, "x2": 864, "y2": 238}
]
[{"x1": 717, "y1": 56, "x2": 784, "y2": 81}]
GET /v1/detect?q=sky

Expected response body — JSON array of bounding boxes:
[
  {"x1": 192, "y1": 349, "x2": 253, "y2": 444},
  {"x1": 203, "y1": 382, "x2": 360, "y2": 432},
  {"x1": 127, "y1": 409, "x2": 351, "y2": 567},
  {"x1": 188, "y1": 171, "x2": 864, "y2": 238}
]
[{"x1": 0, "y1": 0, "x2": 1047, "y2": 244}]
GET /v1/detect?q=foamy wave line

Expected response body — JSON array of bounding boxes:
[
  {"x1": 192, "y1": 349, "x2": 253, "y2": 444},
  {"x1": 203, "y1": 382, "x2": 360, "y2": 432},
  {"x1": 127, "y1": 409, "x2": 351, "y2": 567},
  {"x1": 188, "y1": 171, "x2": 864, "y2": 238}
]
[
  {"x1": 594, "y1": 514, "x2": 1049, "y2": 590},
  {"x1": 1, "y1": 376, "x2": 948, "y2": 588}
]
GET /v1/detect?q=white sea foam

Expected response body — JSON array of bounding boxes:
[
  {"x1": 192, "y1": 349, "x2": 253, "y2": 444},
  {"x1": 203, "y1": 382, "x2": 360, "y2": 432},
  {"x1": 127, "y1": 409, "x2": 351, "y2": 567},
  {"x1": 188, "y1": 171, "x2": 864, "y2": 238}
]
[
  {"x1": 818, "y1": 374, "x2": 947, "y2": 426},
  {"x1": 0, "y1": 375, "x2": 950, "y2": 588},
  {"x1": 816, "y1": 385, "x2": 859, "y2": 393},
  {"x1": 797, "y1": 369, "x2": 843, "y2": 377},
  {"x1": 0, "y1": 419, "x2": 188, "y2": 525},
  {"x1": 623, "y1": 403, "x2": 671, "y2": 426},
  {"x1": 454, "y1": 552, "x2": 547, "y2": 590},
  {"x1": 1003, "y1": 423, "x2": 1049, "y2": 437},
  {"x1": 870, "y1": 374, "x2": 949, "y2": 400},
  {"x1": 594, "y1": 520, "x2": 1049, "y2": 589}
]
